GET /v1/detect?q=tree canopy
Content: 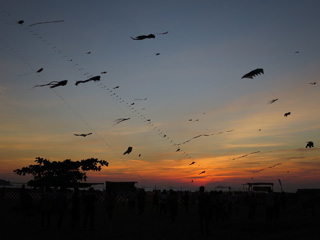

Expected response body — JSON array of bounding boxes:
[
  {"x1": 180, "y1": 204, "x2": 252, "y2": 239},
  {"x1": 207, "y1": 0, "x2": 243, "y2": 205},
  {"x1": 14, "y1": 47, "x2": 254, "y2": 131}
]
[{"x1": 13, "y1": 157, "x2": 109, "y2": 188}]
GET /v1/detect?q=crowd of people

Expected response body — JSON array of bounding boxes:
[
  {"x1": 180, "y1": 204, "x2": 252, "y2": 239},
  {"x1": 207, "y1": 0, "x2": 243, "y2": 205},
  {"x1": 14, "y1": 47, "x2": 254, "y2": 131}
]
[{"x1": 1, "y1": 185, "x2": 318, "y2": 236}]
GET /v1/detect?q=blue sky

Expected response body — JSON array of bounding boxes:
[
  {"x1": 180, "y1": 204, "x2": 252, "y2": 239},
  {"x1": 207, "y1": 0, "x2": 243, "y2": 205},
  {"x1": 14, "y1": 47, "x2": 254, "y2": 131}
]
[{"x1": 1, "y1": 0, "x2": 320, "y2": 192}]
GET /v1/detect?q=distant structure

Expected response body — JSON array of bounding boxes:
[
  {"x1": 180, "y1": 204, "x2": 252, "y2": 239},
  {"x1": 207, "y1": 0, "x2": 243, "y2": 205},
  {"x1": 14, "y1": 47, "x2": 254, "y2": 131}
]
[
  {"x1": 0, "y1": 179, "x2": 12, "y2": 186},
  {"x1": 244, "y1": 182, "x2": 274, "y2": 192},
  {"x1": 105, "y1": 181, "x2": 137, "y2": 193}
]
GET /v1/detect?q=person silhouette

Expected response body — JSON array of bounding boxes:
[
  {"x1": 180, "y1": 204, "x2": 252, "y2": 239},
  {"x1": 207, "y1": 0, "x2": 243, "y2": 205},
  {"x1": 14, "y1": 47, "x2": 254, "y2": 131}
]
[
  {"x1": 104, "y1": 190, "x2": 116, "y2": 221},
  {"x1": 70, "y1": 187, "x2": 81, "y2": 230},
  {"x1": 168, "y1": 189, "x2": 178, "y2": 222},
  {"x1": 83, "y1": 187, "x2": 97, "y2": 230},
  {"x1": 198, "y1": 186, "x2": 211, "y2": 235},
  {"x1": 55, "y1": 187, "x2": 68, "y2": 229},
  {"x1": 182, "y1": 191, "x2": 190, "y2": 214},
  {"x1": 40, "y1": 186, "x2": 54, "y2": 229},
  {"x1": 159, "y1": 189, "x2": 168, "y2": 218}
]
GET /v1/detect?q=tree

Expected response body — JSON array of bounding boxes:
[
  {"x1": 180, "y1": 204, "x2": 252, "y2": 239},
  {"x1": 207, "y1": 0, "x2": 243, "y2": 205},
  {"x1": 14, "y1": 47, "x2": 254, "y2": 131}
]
[{"x1": 13, "y1": 157, "x2": 109, "y2": 188}]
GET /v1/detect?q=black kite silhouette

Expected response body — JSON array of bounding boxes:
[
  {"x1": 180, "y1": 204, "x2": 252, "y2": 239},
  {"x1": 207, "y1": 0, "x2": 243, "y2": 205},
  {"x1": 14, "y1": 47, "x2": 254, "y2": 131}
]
[
  {"x1": 123, "y1": 147, "x2": 133, "y2": 155},
  {"x1": 131, "y1": 31, "x2": 168, "y2": 40},
  {"x1": 284, "y1": 112, "x2": 291, "y2": 117},
  {"x1": 306, "y1": 141, "x2": 314, "y2": 148},
  {"x1": 241, "y1": 68, "x2": 264, "y2": 79},
  {"x1": 75, "y1": 76, "x2": 100, "y2": 86},
  {"x1": 32, "y1": 80, "x2": 68, "y2": 89},
  {"x1": 37, "y1": 68, "x2": 43, "y2": 73},
  {"x1": 74, "y1": 133, "x2": 92, "y2": 137},
  {"x1": 131, "y1": 34, "x2": 155, "y2": 40},
  {"x1": 114, "y1": 118, "x2": 130, "y2": 126},
  {"x1": 268, "y1": 98, "x2": 278, "y2": 104}
]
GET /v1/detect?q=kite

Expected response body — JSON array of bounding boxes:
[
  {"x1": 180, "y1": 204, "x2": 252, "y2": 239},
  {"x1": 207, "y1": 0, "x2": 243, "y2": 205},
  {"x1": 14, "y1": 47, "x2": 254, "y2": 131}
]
[
  {"x1": 29, "y1": 20, "x2": 65, "y2": 27},
  {"x1": 241, "y1": 68, "x2": 264, "y2": 79},
  {"x1": 306, "y1": 141, "x2": 314, "y2": 148},
  {"x1": 199, "y1": 171, "x2": 206, "y2": 175},
  {"x1": 75, "y1": 76, "x2": 100, "y2": 86},
  {"x1": 74, "y1": 133, "x2": 92, "y2": 137},
  {"x1": 131, "y1": 31, "x2": 168, "y2": 40},
  {"x1": 189, "y1": 162, "x2": 195, "y2": 165},
  {"x1": 176, "y1": 129, "x2": 235, "y2": 146},
  {"x1": 131, "y1": 34, "x2": 155, "y2": 40},
  {"x1": 32, "y1": 80, "x2": 68, "y2": 89},
  {"x1": 251, "y1": 168, "x2": 264, "y2": 173},
  {"x1": 133, "y1": 98, "x2": 147, "y2": 101},
  {"x1": 18, "y1": 67, "x2": 44, "y2": 76},
  {"x1": 101, "y1": 71, "x2": 107, "y2": 74},
  {"x1": 232, "y1": 151, "x2": 260, "y2": 160},
  {"x1": 123, "y1": 147, "x2": 133, "y2": 155},
  {"x1": 113, "y1": 86, "x2": 119, "y2": 89},
  {"x1": 269, "y1": 163, "x2": 281, "y2": 168},
  {"x1": 188, "y1": 119, "x2": 199, "y2": 122},
  {"x1": 113, "y1": 118, "x2": 130, "y2": 126},
  {"x1": 284, "y1": 112, "x2": 291, "y2": 117},
  {"x1": 18, "y1": 20, "x2": 24, "y2": 24},
  {"x1": 86, "y1": 52, "x2": 91, "y2": 54},
  {"x1": 155, "y1": 31, "x2": 168, "y2": 35},
  {"x1": 144, "y1": 53, "x2": 161, "y2": 58},
  {"x1": 309, "y1": 82, "x2": 316, "y2": 85},
  {"x1": 268, "y1": 98, "x2": 278, "y2": 104}
]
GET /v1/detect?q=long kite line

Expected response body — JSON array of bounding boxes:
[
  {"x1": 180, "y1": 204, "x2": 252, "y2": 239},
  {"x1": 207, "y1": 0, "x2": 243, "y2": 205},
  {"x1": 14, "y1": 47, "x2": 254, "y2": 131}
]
[
  {"x1": 29, "y1": 20, "x2": 65, "y2": 27},
  {"x1": 0, "y1": 12, "x2": 204, "y2": 183}
]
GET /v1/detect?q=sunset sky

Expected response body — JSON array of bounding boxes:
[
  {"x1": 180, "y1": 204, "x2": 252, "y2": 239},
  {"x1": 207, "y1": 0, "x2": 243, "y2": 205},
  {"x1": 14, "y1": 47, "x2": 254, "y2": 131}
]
[{"x1": 1, "y1": 0, "x2": 320, "y2": 192}]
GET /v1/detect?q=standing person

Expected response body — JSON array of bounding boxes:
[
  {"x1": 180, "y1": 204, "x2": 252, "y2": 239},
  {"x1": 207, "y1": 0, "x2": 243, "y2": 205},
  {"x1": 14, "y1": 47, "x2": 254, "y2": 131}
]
[
  {"x1": 198, "y1": 186, "x2": 211, "y2": 235},
  {"x1": 168, "y1": 189, "x2": 178, "y2": 222},
  {"x1": 83, "y1": 187, "x2": 97, "y2": 231},
  {"x1": 159, "y1": 189, "x2": 168, "y2": 218},
  {"x1": 151, "y1": 190, "x2": 159, "y2": 214},
  {"x1": 265, "y1": 190, "x2": 275, "y2": 221},
  {"x1": 137, "y1": 188, "x2": 146, "y2": 215},
  {"x1": 20, "y1": 184, "x2": 33, "y2": 218},
  {"x1": 127, "y1": 190, "x2": 136, "y2": 214},
  {"x1": 104, "y1": 190, "x2": 115, "y2": 221},
  {"x1": 248, "y1": 192, "x2": 257, "y2": 220},
  {"x1": 70, "y1": 187, "x2": 81, "y2": 230},
  {"x1": 40, "y1": 186, "x2": 54, "y2": 229},
  {"x1": 182, "y1": 191, "x2": 190, "y2": 214},
  {"x1": 55, "y1": 187, "x2": 68, "y2": 229}
]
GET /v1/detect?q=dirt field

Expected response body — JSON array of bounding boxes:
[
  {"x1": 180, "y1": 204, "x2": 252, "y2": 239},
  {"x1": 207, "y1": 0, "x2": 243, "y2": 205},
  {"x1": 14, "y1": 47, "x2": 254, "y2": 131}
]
[{"x1": 0, "y1": 192, "x2": 319, "y2": 240}]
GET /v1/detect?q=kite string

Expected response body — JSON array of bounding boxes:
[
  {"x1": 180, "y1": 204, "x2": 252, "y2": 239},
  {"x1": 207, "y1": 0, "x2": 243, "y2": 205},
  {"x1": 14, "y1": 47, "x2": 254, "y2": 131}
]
[{"x1": 2, "y1": 10, "x2": 208, "y2": 183}]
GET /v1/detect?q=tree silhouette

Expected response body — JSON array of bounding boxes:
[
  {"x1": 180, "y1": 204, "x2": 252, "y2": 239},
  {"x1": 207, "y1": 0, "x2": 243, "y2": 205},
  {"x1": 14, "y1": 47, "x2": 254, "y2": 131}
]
[{"x1": 13, "y1": 157, "x2": 109, "y2": 188}]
